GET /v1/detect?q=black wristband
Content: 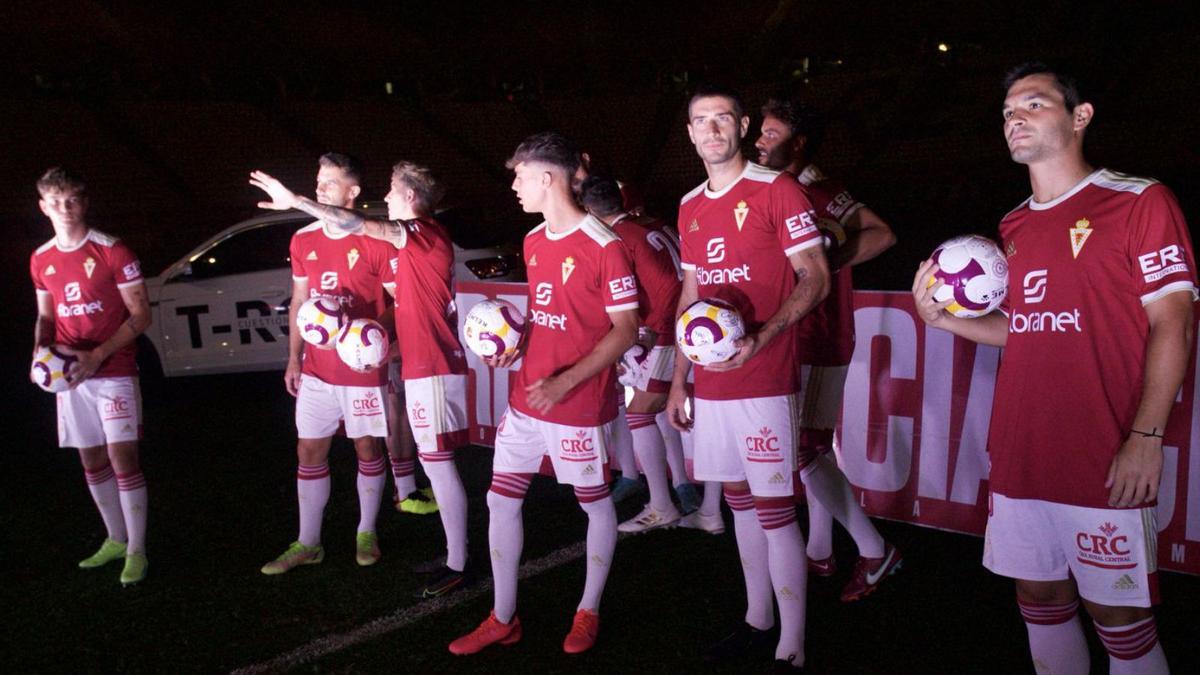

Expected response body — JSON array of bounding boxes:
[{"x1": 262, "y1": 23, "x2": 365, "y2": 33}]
[{"x1": 1130, "y1": 427, "x2": 1164, "y2": 439}]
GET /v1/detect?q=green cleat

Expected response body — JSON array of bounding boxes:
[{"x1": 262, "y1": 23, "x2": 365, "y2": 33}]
[
  {"x1": 356, "y1": 531, "x2": 381, "y2": 567},
  {"x1": 398, "y1": 487, "x2": 440, "y2": 515},
  {"x1": 120, "y1": 553, "x2": 148, "y2": 586},
  {"x1": 261, "y1": 541, "x2": 324, "y2": 575},
  {"x1": 79, "y1": 538, "x2": 127, "y2": 569}
]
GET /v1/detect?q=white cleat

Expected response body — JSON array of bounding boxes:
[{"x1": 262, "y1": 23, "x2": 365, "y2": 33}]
[
  {"x1": 617, "y1": 504, "x2": 682, "y2": 533},
  {"x1": 677, "y1": 510, "x2": 725, "y2": 535}
]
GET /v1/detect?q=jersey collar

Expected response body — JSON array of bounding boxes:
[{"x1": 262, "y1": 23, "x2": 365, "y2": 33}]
[{"x1": 1028, "y1": 169, "x2": 1104, "y2": 211}]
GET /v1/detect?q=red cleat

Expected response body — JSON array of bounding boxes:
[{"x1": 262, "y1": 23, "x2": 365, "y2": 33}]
[
  {"x1": 840, "y1": 544, "x2": 902, "y2": 602},
  {"x1": 563, "y1": 609, "x2": 600, "y2": 654},
  {"x1": 807, "y1": 555, "x2": 838, "y2": 577},
  {"x1": 448, "y1": 611, "x2": 522, "y2": 655}
]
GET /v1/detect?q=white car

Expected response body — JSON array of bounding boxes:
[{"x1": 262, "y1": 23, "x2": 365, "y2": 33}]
[{"x1": 140, "y1": 204, "x2": 523, "y2": 377}]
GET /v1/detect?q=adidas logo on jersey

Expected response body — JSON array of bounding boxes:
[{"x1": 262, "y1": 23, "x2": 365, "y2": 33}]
[
  {"x1": 528, "y1": 254, "x2": 538, "y2": 267},
  {"x1": 1112, "y1": 574, "x2": 1139, "y2": 591},
  {"x1": 45, "y1": 265, "x2": 57, "y2": 276},
  {"x1": 306, "y1": 251, "x2": 318, "y2": 261}
]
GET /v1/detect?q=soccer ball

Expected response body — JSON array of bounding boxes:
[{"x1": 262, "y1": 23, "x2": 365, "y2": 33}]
[
  {"x1": 31, "y1": 344, "x2": 78, "y2": 393},
  {"x1": 297, "y1": 296, "x2": 346, "y2": 349},
  {"x1": 463, "y1": 299, "x2": 526, "y2": 358},
  {"x1": 818, "y1": 218, "x2": 847, "y2": 270},
  {"x1": 928, "y1": 235, "x2": 1009, "y2": 318},
  {"x1": 676, "y1": 298, "x2": 745, "y2": 365},
  {"x1": 336, "y1": 318, "x2": 390, "y2": 372}
]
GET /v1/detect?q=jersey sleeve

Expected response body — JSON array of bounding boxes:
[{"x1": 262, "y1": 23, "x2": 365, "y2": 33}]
[
  {"x1": 109, "y1": 242, "x2": 144, "y2": 288},
  {"x1": 289, "y1": 234, "x2": 307, "y2": 280},
  {"x1": 772, "y1": 177, "x2": 823, "y2": 257},
  {"x1": 1128, "y1": 184, "x2": 1199, "y2": 306},
  {"x1": 30, "y1": 252, "x2": 48, "y2": 294},
  {"x1": 677, "y1": 209, "x2": 697, "y2": 271},
  {"x1": 819, "y1": 179, "x2": 866, "y2": 224},
  {"x1": 601, "y1": 241, "x2": 640, "y2": 313}
]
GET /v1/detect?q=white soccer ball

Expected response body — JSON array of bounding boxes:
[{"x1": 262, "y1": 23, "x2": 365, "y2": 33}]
[
  {"x1": 297, "y1": 296, "x2": 346, "y2": 349},
  {"x1": 31, "y1": 344, "x2": 78, "y2": 393},
  {"x1": 927, "y1": 235, "x2": 1009, "y2": 318},
  {"x1": 335, "y1": 318, "x2": 390, "y2": 372},
  {"x1": 676, "y1": 298, "x2": 745, "y2": 366},
  {"x1": 462, "y1": 299, "x2": 526, "y2": 359}
]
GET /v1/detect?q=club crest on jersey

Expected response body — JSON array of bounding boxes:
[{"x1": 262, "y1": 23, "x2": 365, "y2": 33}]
[
  {"x1": 347, "y1": 248, "x2": 360, "y2": 269},
  {"x1": 528, "y1": 253, "x2": 538, "y2": 267},
  {"x1": 734, "y1": 200, "x2": 749, "y2": 231},
  {"x1": 306, "y1": 251, "x2": 318, "y2": 261},
  {"x1": 1005, "y1": 240, "x2": 1017, "y2": 258},
  {"x1": 45, "y1": 265, "x2": 56, "y2": 276},
  {"x1": 1070, "y1": 218, "x2": 1092, "y2": 259},
  {"x1": 83, "y1": 256, "x2": 96, "y2": 279},
  {"x1": 687, "y1": 219, "x2": 700, "y2": 233},
  {"x1": 562, "y1": 256, "x2": 576, "y2": 284}
]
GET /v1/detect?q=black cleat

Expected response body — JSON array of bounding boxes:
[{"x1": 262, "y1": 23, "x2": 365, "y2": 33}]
[
  {"x1": 417, "y1": 565, "x2": 467, "y2": 598},
  {"x1": 703, "y1": 622, "x2": 775, "y2": 663}
]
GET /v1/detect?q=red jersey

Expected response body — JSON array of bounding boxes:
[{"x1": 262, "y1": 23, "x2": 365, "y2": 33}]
[
  {"x1": 511, "y1": 214, "x2": 639, "y2": 427},
  {"x1": 989, "y1": 169, "x2": 1198, "y2": 508},
  {"x1": 388, "y1": 216, "x2": 468, "y2": 379},
  {"x1": 610, "y1": 213, "x2": 682, "y2": 345},
  {"x1": 794, "y1": 165, "x2": 865, "y2": 366},
  {"x1": 30, "y1": 230, "x2": 144, "y2": 378},
  {"x1": 290, "y1": 222, "x2": 395, "y2": 387},
  {"x1": 678, "y1": 162, "x2": 823, "y2": 400}
]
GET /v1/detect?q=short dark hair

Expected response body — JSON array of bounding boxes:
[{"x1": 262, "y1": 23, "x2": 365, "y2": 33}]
[
  {"x1": 1003, "y1": 61, "x2": 1084, "y2": 111},
  {"x1": 761, "y1": 96, "x2": 825, "y2": 158},
  {"x1": 36, "y1": 167, "x2": 87, "y2": 197},
  {"x1": 688, "y1": 83, "x2": 746, "y2": 120},
  {"x1": 318, "y1": 152, "x2": 364, "y2": 185},
  {"x1": 579, "y1": 175, "x2": 625, "y2": 218},
  {"x1": 505, "y1": 131, "x2": 581, "y2": 177}
]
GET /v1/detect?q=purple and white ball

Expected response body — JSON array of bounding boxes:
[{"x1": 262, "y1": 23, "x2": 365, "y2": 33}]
[
  {"x1": 335, "y1": 318, "x2": 389, "y2": 372},
  {"x1": 675, "y1": 298, "x2": 745, "y2": 366},
  {"x1": 928, "y1": 235, "x2": 1008, "y2": 318},
  {"x1": 463, "y1": 299, "x2": 526, "y2": 359},
  {"x1": 31, "y1": 344, "x2": 78, "y2": 393},
  {"x1": 297, "y1": 296, "x2": 347, "y2": 349}
]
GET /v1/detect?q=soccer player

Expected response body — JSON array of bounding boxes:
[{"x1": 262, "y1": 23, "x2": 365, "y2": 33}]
[
  {"x1": 755, "y1": 96, "x2": 902, "y2": 600},
  {"x1": 252, "y1": 161, "x2": 473, "y2": 596},
  {"x1": 579, "y1": 174, "x2": 704, "y2": 531},
  {"x1": 449, "y1": 132, "x2": 639, "y2": 655},
  {"x1": 913, "y1": 62, "x2": 1195, "y2": 674},
  {"x1": 249, "y1": 153, "x2": 395, "y2": 574},
  {"x1": 666, "y1": 84, "x2": 829, "y2": 671},
  {"x1": 30, "y1": 167, "x2": 152, "y2": 587},
  {"x1": 384, "y1": 363, "x2": 439, "y2": 516}
]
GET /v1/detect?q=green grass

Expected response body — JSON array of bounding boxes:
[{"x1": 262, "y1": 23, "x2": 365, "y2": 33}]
[{"x1": 3, "y1": 371, "x2": 1198, "y2": 673}]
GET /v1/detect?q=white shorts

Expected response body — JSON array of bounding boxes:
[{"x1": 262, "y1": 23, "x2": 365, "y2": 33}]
[
  {"x1": 404, "y1": 374, "x2": 469, "y2": 455},
  {"x1": 295, "y1": 374, "x2": 388, "y2": 439},
  {"x1": 493, "y1": 407, "x2": 611, "y2": 488},
  {"x1": 631, "y1": 345, "x2": 674, "y2": 393},
  {"x1": 798, "y1": 364, "x2": 848, "y2": 430},
  {"x1": 983, "y1": 492, "x2": 1158, "y2": 607},
  {"x1": 691, "y1": 394, "x2": 799, "y2": 497},
  {"x1": 57, "y1": 377, "x2": 142, "y2": 448}
]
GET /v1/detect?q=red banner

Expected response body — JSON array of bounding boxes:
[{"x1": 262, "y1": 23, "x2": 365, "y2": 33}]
[{"x1": 457, "y1": 282, "x2": 1200, "y2": 575}]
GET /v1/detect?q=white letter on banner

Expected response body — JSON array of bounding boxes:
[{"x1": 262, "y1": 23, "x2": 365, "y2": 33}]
[
  {"x1": 950, "y1": 345, "x2": 998, "y2": 505},
  {"x1": 457, "y1": 291, "x2": 528, "y2": 432},
  {"x1": 841, "y1": 307, "x2": 915, "y2": 491},
  {"x1": 918, "y1": 328, "x2": 953, "y2": 500}
]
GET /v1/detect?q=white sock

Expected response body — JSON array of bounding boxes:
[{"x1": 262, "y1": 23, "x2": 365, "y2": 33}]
[
  {"x1": 656, "y1": 411, "x2": 689, "y2": 486},
  {"x1": 800, "y1": 455, "x2": 885, "y2": 558},
  {"x1": 726, "y1": 487, "x2": 774, "y2": 631},
  {"x1": 420, "y1": 452, "x2": 469, "y2": 571},
  {"x1": 356, "y1": 455, "x2": 386, "y2": 533},
  {"x1": 391, "y1": 458, "x2": 417, "y2": 500},
  {"x1": 84, "y1": 465, "x2": 126, "y2": 543},
  {"x1": 1018, "y1": 599, "x2": 1088, "y2": 675},
  {"x1": 576, "y1": 486, "x2": 617, "y2": 613},
  {"x1": 297, "y1": 463, "x2": 330, "y2": 547},
  {"x1": 629, "y1": 413, "x2": 671, "y2": 512},
  {"x1": 1095, "y1": 616, "x2": 1168, "y2": 675},
  {"x1": 488, "y1": 473, "x2": 531, "y2": 623},
  {"x1": 700, "y1": 481, "x2": 723, "y2": 516},
  {"x1": 757, "y1": 498, "x2": 807, "y2": 665},
  {"x1": 115, "y1": 471, "x2": 148, "y2": 554}
]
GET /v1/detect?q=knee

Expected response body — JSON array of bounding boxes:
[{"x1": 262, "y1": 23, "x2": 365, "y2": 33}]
[
  {"x1": 78, "y1": 446, "x2": 110, "y2": 472},
  {"x1": 1015, "y1": 579, "x2": 1079, "y2": 606},
  {"x1": 1083, "y1": 600, "x2": 1153, "y2": 628},
  {"x1": 106, "y1": 442, "x2": 140, "y2": 473}
]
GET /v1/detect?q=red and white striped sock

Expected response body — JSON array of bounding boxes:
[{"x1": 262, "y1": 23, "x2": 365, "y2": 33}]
[
  {"x1": 487, "y1": 473, "x2": 532, "y2": 623},
  {"x1": 1017, "y1": 598, "x2": 1088, "y2": 675},
  {"x1": 575, "y1": 485, "x2": 616, "y2": 613},
  {"x1": 297, "y1": 463, "x2": 331, "y2": 547},
  {"x1": 391, "y1": 458, "x2": 417, "y2": 500},
  {"x1": 757, "y1": 496, "x2": 807, "y2": 664},
  {"x1": 726, "y1": 486, "x2": 774, "y2": 632},
  {"x1": 1095, "y1": 616, "x2": 1168, "y2": 675},
  {"x1": 115, "y1": 471, "x2": 147, "y2": 554},
  {"x1": 420, "y1": 451, "x2": 468, "y2": 571},
  {"x1": 84, "y1": 464, "x2": 127, "y2": 543},
  {"x1": 628, "y1": 412, "x2": 671, "y2": 511},
  {"x1": 356, "y1": 455, "x2": 387, "y2": 533}
]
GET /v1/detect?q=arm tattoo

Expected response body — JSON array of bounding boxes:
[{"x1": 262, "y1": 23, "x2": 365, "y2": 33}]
[{"x1": 295, "y1": 197, "x2": 366, "y2": 233}]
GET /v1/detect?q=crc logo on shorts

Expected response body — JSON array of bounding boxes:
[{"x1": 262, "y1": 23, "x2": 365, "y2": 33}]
[
  {"x1": 706, "y1": 238, "x2": 726, "y2": 263},
  {"x1": 1076, "y1": 522, "x2": 1136, "y2": 570},
  {"x1": 745, "y1": 426, "x2": 782, "y2": 463},
  {"x1": 534, "y1": 282, "x2": 553, "y2": 306},
  {"x1": 320, "y1": 271, "x2": 339, "y2": 291},
  {"x1": 352, "y1": 391, "x2": 382, "y2": 417},
  {"x1": 1138, "y1": 244, "x2": 1189, "y2": 283},
  {"x1": 1023, "y1": 269, "x2": 1048, "y2": 304},
  {"x1": 64, "y1": 282, "x2": 82, "y2": 302},
  {"x1": 559, "y1": 430, "x2": 598, "y2": 462},
  {"x1": 410, "y1": 401, "x2": 430, "y2": 429},
  {"x1": 102, "y1": 396, "x2": 133, "y2": 420}
]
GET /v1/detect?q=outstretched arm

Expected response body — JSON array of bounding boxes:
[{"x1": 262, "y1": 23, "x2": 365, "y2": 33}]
[{"x1": 248, "y1": 170, "x2": 408, "y2": 247}]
